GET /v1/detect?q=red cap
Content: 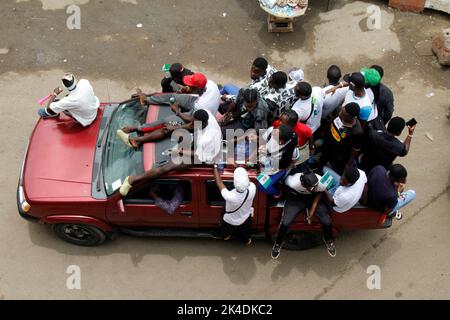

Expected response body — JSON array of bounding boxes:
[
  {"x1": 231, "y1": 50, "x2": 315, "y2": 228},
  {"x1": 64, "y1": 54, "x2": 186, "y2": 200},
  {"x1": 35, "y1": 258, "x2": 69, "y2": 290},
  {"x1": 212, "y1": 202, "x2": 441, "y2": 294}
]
[{"x1": 183, "y1": 73, "x2": 207, "y2": 89}]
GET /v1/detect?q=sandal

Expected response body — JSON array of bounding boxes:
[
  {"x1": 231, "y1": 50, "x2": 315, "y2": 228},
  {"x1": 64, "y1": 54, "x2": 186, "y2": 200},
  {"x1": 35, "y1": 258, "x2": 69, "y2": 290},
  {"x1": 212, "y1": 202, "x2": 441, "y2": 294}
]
[{"x1": 116, "y1": 129, "x2": 139, "y2": 148}]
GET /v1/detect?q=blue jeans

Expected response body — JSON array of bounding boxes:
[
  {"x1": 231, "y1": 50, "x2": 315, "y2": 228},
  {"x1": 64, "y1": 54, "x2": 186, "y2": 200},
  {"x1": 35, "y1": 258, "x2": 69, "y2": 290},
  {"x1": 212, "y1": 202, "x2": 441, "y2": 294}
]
[
  {"x1": 258, "y1": 169, "x2": 287, "y2": 196},
  {"x1": 389, "y1": 190, "x2": 416, "y2": 215},
  {"x1": 323, "y1": 165, "x2": 341, "y2": 195},
  {"x1": 220, "y1": 84, "x2": 240, "y2": 96}
]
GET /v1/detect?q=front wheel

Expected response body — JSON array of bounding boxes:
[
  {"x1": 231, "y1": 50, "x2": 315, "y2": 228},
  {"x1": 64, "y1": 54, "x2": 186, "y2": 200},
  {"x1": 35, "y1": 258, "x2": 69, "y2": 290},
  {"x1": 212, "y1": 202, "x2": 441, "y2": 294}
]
[
  {"x1": 52, "y1": 224, "x2": 107, "y2": 246},
  {"x1": 272, "y1": 230, "x2": 323, "y2": 251}
]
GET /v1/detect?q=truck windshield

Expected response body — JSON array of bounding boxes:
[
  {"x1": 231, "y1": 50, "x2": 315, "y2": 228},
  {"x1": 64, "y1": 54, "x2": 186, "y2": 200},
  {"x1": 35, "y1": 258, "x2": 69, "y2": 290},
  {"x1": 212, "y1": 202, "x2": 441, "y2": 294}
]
[{"x1": 103, "y1": 100, "x2": 147, "y2": 195}]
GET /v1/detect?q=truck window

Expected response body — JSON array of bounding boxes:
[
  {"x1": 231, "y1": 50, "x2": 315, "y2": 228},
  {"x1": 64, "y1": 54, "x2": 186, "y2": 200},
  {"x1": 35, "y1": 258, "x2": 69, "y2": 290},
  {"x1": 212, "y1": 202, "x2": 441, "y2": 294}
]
[
  {"x1": 124, "y1": 180, "x2": 192, "y2": 205},
  {"x1": 205, "y1": 180, "x2": 234, "y2": 206}
]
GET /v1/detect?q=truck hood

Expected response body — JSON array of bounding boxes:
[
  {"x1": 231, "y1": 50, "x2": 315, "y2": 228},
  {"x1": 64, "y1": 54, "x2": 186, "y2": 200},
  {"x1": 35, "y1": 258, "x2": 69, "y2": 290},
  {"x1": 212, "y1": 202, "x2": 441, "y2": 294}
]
[{"x1": 23, "y1": 108, "x2": 104, "y2": 200}]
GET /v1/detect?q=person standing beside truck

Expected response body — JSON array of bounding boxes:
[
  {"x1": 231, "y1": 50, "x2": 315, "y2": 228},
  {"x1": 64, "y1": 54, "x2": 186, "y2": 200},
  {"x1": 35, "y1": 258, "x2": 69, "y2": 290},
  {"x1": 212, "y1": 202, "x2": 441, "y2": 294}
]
[{"x1": 213, "y1": 166, "x2": 257, "y2": 245}]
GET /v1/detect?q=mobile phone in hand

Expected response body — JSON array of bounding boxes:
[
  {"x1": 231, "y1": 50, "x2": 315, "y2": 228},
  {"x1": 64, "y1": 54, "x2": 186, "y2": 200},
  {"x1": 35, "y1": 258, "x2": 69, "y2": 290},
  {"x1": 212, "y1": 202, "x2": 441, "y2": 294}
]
[{"x1": 406, "y1": 118, "x2": 417, "y2": 127}]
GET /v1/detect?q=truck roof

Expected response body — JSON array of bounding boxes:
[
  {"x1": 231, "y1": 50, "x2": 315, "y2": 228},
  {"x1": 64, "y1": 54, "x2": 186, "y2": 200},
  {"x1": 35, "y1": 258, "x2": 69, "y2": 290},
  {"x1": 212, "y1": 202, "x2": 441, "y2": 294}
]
[{"x1": 143, "y1": 104, "x2": 259, "y2": 179}]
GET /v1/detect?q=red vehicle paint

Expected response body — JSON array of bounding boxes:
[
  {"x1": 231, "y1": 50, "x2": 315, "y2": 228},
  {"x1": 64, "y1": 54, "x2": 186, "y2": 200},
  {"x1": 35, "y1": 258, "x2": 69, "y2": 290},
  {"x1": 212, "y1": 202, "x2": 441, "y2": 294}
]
[{"x1": 17, "y1": 100, "x2": 392, "y2": 247}]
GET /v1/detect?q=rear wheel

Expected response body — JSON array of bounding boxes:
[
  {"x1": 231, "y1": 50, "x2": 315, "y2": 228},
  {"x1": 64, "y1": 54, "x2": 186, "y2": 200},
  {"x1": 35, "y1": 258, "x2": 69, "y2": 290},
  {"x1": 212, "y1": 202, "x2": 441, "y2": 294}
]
[
  {"x1": 272, "y1": 230, "x2": 323, "y2": 251},
  {"x1": 52, "y1": 224, "x2": 106, "y2": 246}
]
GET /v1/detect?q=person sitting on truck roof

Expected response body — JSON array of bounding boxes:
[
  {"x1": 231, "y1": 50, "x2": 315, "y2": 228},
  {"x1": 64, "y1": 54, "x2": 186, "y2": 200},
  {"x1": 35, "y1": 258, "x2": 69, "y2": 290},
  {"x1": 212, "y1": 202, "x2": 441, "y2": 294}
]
[
  {"x1": 219, "y1": 57, "x2": 278, "y2": 97},
  {"x1": 291, "y1": 81, "x2": 325, "y2": 134},
  {"x1": 271, "y1": 172, "x2": 331, "y2": 259},
  {"x1": 361, "y1": 164, "x2": 416, "y2": 221},
  {"x1": 119, "y1": 109, "x2": 222, "y2": 197},
  {"x1": 261, "y1": 71, "x2": 297, "y2": 122},
  {"x1": 256, "y1": 124, "x2": 299, "y2": 198},
  {"x1": 160, "y1": 63, "x2": 194, "y2": 93},
  {"x1": 220, "y1": 88, "x2": 269, "y2": 135},
  {"x1": 319, "y1": 102, "x2": 363, "y2": 176},
  {"x1": 359, "y1": 116, "x2": 415, "y2": 173},
  {"x1": 273, "y1": 109, "x2": 312, "y2": 148},
  {"x1": 322, "y1": 65, "x2": 348, "y2": 122},
  {"x1": 140, "y1": 72, "x2": 221, "y2": 116},
  {"x1": 368, "y1": 65, "x2": 394, "y2": 130},
  {"x1": 321, "y1": 166, "x2": 367, "y2": 257},
  {"x1": 212, "y1": 166, "x2": 257, "y2": 245},
  {"x1": 38, "y1": 73, "x2": 100, "y2": 127}
]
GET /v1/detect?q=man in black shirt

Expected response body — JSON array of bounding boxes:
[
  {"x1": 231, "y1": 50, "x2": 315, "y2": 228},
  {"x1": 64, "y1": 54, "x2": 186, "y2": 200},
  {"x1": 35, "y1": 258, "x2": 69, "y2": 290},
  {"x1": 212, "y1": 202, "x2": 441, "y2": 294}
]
[
  {"x1": 361, "y1": 164, "x2": 416, "y2": 219},
  {"x1": 160, "y1": 63, "x2": 194, "y2": 93},
  {"x1": 360, "y1": 116, "x2": 415, "y2": 173},
  {"x1": 320, "y1": 102, "x2": 363, "y2": 176},
  {"x1": 369, "y1": 65, "x2": 394, "y2": 130}
]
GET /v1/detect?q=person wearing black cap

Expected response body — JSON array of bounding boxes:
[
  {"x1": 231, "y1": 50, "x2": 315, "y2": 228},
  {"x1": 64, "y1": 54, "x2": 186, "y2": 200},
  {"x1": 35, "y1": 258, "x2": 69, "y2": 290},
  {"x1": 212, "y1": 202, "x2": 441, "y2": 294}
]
[
  {"x1": 342, "y1": 72, "x2": 377, "y2": 124},
  {"x1": 292, "y1": 81, "x2": 325, "y2": 133},
  {"x1": 359, "y1": 116, "x2": 416, "y2": 172},
  {"x1": 160, "y1": 63, "x2": 194, "y2": 93},
  {"x1": 320, "y1": 102, "x2": 363, "y2": 176},
  {"x1": 362, "y1": 164, "x2": 416, "y2": 221},
  {"x1": 270, "y1": 171, "x2": 334, "y2": 259},
  {"x1": 321, "y1": 166, "x2": 368, "y2": 256}
]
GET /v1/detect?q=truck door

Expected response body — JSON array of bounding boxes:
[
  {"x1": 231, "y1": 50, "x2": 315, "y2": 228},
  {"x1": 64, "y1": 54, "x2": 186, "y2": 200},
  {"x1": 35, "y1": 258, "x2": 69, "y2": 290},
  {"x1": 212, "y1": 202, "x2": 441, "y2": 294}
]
[{"x1": 107, "y1": 179, "x2": 199, "y2": 227}]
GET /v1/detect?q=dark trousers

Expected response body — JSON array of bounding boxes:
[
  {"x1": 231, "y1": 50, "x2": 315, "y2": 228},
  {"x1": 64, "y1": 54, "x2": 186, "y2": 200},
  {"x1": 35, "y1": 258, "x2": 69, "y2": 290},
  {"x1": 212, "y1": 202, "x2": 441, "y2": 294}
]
[
  {"x1": 275, "y1": 193, "x2": 334, "y2": 245},
  {"x1": 220, "y1": 214, "x2": 252, "y2": 243}
]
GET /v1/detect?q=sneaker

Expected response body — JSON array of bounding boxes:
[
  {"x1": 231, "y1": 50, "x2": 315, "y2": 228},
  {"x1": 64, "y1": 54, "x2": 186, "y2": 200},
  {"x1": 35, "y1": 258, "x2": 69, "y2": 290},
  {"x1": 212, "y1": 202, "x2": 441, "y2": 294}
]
[
  {"x1": 324, "y1": 239, "x2": 336, "y2": 257},
  {"x1": 271, "y1": 243, "x2": 282, "y2": 260}
]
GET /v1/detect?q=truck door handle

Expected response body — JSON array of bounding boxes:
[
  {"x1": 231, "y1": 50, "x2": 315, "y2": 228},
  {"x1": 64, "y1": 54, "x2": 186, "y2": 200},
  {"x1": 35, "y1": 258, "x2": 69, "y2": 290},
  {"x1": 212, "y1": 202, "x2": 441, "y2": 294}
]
[{"x1": 180, "y1": 211, "x2": 193, "y2": 216}]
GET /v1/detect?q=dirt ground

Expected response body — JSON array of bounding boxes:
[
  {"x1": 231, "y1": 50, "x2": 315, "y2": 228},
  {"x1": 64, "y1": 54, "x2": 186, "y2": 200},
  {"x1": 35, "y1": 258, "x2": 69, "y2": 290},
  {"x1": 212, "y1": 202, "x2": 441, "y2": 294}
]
[{"x1": 0, "y1": 0, "x2": 449, "y2": 299}]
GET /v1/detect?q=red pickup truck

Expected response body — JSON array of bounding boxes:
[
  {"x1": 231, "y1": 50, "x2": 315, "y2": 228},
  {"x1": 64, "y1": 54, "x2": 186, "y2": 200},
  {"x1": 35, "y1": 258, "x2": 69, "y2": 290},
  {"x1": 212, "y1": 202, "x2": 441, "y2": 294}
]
[{"x1": 17, "y1": 99, "x2": 393, "y2": 248}]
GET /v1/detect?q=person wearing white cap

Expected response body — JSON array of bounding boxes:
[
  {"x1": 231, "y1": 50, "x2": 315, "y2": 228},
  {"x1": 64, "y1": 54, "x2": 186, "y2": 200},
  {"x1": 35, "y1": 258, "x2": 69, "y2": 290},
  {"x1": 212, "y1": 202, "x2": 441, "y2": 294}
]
[
  {"x1": 38, "y1": 73, "x2": 100, "y2": 127},
  {"x1": 212, "y1": 165, "x2": 256, "y2": 244}
]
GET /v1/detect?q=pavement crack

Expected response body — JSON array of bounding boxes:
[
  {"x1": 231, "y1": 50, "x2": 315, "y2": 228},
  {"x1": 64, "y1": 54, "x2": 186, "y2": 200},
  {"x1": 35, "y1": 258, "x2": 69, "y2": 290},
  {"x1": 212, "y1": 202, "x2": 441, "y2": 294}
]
[{"x1": 313, "y1": 186, "x2": 449, "y2": 300}]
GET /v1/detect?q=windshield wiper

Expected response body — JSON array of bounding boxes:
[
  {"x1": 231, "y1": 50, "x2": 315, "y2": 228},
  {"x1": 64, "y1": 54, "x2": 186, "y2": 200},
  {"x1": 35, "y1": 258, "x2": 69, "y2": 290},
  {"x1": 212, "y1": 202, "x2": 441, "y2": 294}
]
[{"x1": 95, "y1": 105, "x2": 118, "y2": 192}]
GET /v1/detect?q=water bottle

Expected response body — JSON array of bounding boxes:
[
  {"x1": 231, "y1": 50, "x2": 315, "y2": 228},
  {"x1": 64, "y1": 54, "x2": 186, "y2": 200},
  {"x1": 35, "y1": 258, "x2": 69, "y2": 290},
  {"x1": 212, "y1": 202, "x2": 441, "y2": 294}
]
[
  {"x1": 218, "y1": 161, "x2": 225, "y2": 173},
  {"x1": 264, "y1": 159, "x2": 271, "y2": 174}
]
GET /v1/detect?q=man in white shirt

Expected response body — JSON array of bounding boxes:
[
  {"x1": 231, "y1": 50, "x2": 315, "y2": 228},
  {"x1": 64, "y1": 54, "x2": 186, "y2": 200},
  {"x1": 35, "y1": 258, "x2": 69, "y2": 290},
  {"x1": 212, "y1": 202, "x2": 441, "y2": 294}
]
[
  {"x1": 324, "y1": 166, "x2": 367, "y2": 213},
  {"x1": 213, "y1": 166, "x2": 257, "y2": 244},
  {"x1": 292, "y1": 81, "x2": 324, "y2": 133},
  {"x1": 38, "y1": 73, "x2": 100, "y2": 127},
  {"x1": 342, "y1": 72, "x2": 377, "y2": 123},
  {"x1": 145, "y1": 72, "x2": 221, "y2": 116},
  {"x1": 316, "y1": 166, "x2": 367, "y2": 257},
  {"x1": 271, "y1": 172, "x2": 334, "y2": 259},
  {"x1": 193, "y1": 109, "x2": 222, "y2": 164}
]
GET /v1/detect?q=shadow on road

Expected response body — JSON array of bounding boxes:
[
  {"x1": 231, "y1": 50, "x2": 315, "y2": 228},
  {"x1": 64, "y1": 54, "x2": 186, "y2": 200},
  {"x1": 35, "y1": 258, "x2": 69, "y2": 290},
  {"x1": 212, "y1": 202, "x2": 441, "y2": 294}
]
[{"x1": 27, "y1": 222, "x2": 401, "y2": 285}]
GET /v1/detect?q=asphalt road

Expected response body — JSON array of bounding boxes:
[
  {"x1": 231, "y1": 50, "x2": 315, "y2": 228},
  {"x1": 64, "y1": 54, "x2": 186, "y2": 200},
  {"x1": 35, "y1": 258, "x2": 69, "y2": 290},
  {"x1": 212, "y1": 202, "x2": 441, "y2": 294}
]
[{"x1": 0, "y1": 0, "x2": 449, "y2": 299}]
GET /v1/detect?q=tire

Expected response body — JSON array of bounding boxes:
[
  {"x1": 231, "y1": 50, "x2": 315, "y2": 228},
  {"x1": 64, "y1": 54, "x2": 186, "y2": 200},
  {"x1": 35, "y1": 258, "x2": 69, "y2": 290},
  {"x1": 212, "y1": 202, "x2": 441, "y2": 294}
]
[
  {"x1": 52, "y1": 224, "x2": 107, "y2": 246},
  {"x1": 271, "y1": 230, "x2": 323, "y2": 251}
]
